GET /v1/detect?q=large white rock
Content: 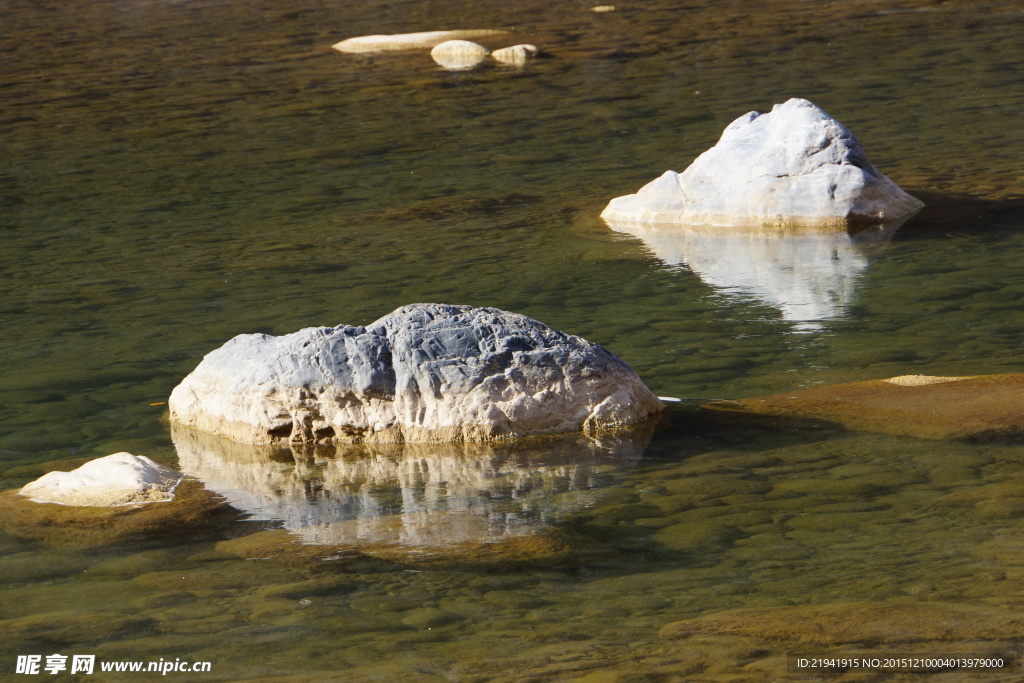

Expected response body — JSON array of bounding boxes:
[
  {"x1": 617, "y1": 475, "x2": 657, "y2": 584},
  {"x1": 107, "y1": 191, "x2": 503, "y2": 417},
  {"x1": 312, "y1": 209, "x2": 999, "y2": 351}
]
[
  {"x1": 601, "y1": 98, "x2": 924, "y2": 228},
  {"x1": 168, "y1": 304, "x2": 663, "y2": 445},
  {"x1": 332, "y1": 30, "x2": 506, "y2": 53},
  {"x1": 430, "y1": 40, "x2": 489, "y2": 70},
  {"x1": 19, "y1": 453, "x2": 183, "y2": 507}
]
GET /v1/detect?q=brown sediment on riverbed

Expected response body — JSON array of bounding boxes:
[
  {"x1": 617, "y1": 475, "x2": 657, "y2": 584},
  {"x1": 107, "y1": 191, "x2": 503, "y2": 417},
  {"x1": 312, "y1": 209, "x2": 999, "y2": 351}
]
[
  {"x1": 701, "y1": 373, "x2": 1024, "y2": 441},
  {"x1": 215, "y1": 526, "x2": 612, "y2": 570},
  {"x1": 0, "y1": 480, "x2": 231, "y2": 548}
]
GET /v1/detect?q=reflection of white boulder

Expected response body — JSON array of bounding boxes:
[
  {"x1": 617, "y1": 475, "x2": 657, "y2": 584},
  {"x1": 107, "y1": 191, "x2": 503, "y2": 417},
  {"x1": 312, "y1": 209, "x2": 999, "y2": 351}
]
[
  {"x1": 602, "y1": 98, "x2": 923, "y2": 228},
  {"x1": 172, "y1": 424, "x2": 650, "y2": 547},
  {"x1": 610, "y1": 221, "x2": 904, "y2": 327}
]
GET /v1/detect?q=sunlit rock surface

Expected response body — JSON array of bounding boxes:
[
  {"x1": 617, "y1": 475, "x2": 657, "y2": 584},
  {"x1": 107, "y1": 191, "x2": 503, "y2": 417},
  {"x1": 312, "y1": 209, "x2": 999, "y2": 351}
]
[
  {"x1": 700, "y1": 373, "x2": 1024, "y2": 440},
  {"x1": 610, "y1": 220, "x2": 904, "y2": 329},
  {"x1": 169, "y1": 303, "x2": 663, "y2": 446},
  {"x1": 332, "y1": 29, "x2": 507, "y2": 53},
  {"x1": 602, "y1": 98, "x2": 923, "y2": 227},
  {"x1": 430, "y1": 40, "x2": 489, "y2": 70},
  {"x1": 172, "y1": 423, "x2": 651, "y2": 548},
  {"x1": 19, "y1": 453, "x2": 182, "y2": 507}
]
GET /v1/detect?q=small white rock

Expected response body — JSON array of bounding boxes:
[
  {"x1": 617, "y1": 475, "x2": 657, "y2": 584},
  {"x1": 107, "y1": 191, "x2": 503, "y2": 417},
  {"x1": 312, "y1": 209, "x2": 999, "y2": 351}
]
[
  {"x1": 19, "y1": 453, "x2": 183, "y2": 507},
  {"x1": 591, "y1": 5, "x2": 617, "y2": 12},
  {"x1": 430, "y1": 40, "x2": 490, "y2": 70},
  {"x1": 491, "y1": 44, "x2": 539, "y2": 66}
]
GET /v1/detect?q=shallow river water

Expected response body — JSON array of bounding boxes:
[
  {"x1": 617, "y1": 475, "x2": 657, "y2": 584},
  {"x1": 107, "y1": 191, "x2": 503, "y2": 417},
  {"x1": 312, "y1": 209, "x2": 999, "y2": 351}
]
[{"x1": 2, "y1": 0, "x2": 1023, "y2": 680}]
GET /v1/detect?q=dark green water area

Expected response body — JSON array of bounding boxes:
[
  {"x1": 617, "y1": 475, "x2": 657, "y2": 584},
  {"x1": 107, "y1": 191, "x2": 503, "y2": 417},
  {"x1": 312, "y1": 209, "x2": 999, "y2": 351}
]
[{"x1": 2, "y1": 0, "x2": 1023, "y2": 679}]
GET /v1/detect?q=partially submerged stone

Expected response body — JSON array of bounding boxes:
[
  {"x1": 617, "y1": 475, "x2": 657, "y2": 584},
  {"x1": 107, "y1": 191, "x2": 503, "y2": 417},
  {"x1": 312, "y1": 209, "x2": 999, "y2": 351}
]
[
  {"x1": 332, "y1": 29, "x2": 507, "y2": 53},
  {"x1": 19, "y1": 453, "x2": 182, "y2": 507},
  {"x1": 430, "y1": 40, "x2": 489, "y2": 70},
  {"x1": 0, "y1": 479, "x2": 228, "y2": 548},
  {"x1": 602, "y1": 98, "x2": 924, "y2": 228},
  {"x1": 700, "y1": 373, "x2": 1024, "y2": 441},
  {"x1": 169, "y1": 303, "x2": 663, "y2": 445},
  {"x1": 491, "y1": 44, "x2": 539, "y2": 66}
]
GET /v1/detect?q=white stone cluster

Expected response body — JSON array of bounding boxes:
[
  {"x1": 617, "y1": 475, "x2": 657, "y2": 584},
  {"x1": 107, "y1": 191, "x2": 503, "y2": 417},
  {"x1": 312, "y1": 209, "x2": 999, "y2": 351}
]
[{"x1": 331, "y1": 30, "x2": 539, "y2": 71}]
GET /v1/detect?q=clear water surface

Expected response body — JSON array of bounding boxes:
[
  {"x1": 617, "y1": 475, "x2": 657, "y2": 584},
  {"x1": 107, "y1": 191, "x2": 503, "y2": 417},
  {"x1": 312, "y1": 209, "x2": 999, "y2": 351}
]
[{"x1": 1, "y1": 0, "x2": 1023, "y2": 679}]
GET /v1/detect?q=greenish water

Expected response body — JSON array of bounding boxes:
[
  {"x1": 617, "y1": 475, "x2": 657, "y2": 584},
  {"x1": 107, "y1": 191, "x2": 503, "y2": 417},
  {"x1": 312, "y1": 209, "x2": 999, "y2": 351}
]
[{"x1": 2, "y1": 0, "x2": 1024, "y2": 679}]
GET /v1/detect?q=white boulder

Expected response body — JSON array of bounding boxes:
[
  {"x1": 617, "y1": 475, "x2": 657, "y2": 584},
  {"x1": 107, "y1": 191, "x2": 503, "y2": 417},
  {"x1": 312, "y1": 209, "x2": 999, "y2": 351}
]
[
  {"x1": 332, "y1": 29, "x2": 506, "y2": 53},
  {"x1": 430, "y1": 40, "x2": 489, "y2": 70},
  {"x1": 491, "y1": 44, "x2": 539, "y2": 65},
  {"x1": 168, "y1": 304, "x2": 663, "y2": 445},
  {"x1": 19, "y1": 453, "x2": 183, "y2": 507},
  {"x1": 601, "y1": 98, "x2": 924, "y2": 228}
]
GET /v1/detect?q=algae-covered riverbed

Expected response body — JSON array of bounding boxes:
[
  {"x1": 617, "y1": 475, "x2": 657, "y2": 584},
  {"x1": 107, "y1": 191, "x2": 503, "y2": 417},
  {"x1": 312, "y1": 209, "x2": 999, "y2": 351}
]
[{"x1": 2, "y1": 0, "x2": 1023, "y2": 679}]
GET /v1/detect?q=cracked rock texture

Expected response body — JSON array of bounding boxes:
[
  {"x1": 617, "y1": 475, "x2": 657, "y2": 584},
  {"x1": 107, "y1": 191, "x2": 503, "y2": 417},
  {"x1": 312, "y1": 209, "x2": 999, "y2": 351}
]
[
  {"x1": 601, "y1": 98, "x2": 924, "y2": 228},
  {"x1": 168, "y1": 304, "x2": 663, "y2": 445}
]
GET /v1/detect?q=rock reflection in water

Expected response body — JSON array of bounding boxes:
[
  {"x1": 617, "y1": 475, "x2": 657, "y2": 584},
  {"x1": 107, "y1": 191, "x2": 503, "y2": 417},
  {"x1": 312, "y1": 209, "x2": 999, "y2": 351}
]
[
  {"x1": 171, "y1": 424, "x2": 651, "y2": 547},
  {"x1": 607, "y1": 219, "x2": 910, "y2": 330}
]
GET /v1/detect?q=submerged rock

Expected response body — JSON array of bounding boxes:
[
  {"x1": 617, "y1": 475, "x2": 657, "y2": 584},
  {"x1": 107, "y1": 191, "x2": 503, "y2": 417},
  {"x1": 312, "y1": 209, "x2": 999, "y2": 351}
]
[
  {"x1": 216, "y1": 524, "x2": 611, "y2": 570},
  {"x1": 0, "y1": 479, "x2": 228, "y2": 548},
  {"x1": 602, "y1": 98, "x2": 924, "y2": 228},
  {"x1": 168, "y1": 303, "x2": 663, "y2": 445},
  {"x1": 430, "y1": 40, "x2": 490, "y2": 70},
  {"x1": 491, "y1": 44, "x2": 539, "y2": 66},
  {"x1": 19, "y1": 453, "x2": 182, "y2": 507},
  {"x1": 700, "y1": 373, "x2": 1024, "y2": 441},
  {"x1": 332, "y1": 29, "x2": 507, "y2": 53}
]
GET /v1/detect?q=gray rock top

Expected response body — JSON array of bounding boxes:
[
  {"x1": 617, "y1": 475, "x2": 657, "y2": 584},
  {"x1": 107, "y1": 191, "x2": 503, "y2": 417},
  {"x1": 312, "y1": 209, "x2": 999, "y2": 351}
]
[
  {"x1": 601, "y1": 98, "x2": 924, "y2": 228},
  {"x1": 169, "y1": 304, "x2": 663, "y2": 445}
]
